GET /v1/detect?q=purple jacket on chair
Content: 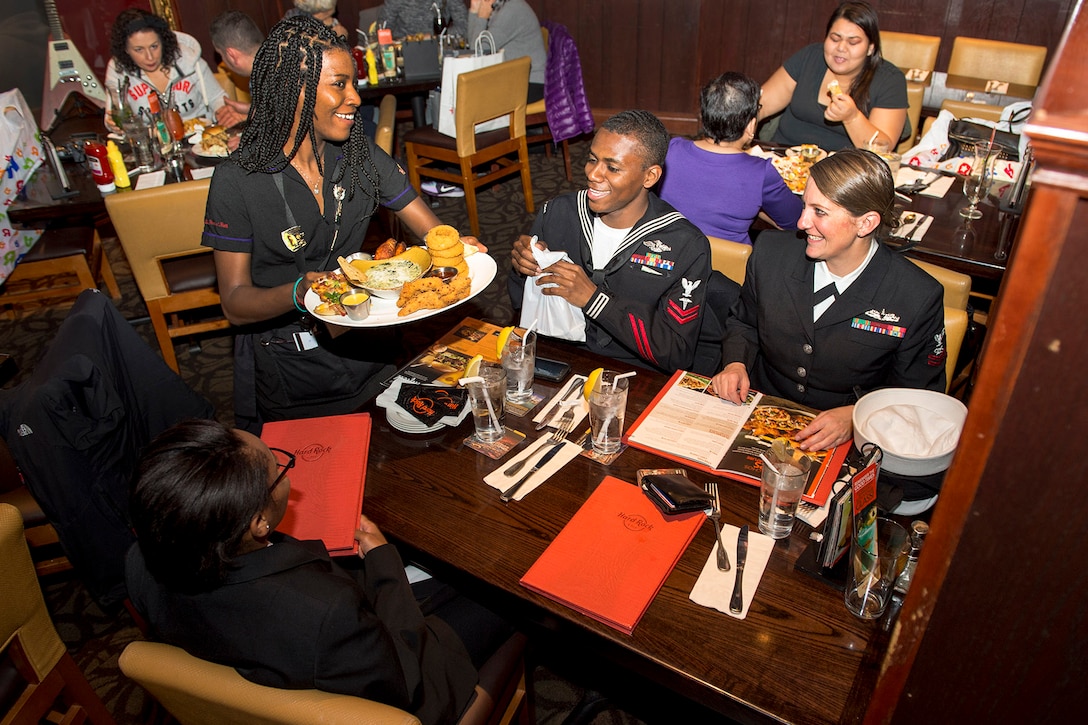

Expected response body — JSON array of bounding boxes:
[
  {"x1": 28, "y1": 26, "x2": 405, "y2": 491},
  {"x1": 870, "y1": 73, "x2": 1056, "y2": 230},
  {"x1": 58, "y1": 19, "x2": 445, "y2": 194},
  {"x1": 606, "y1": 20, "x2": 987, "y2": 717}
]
[{"x1": 542, "y1": 21, "x2": 595, "y2": 143}]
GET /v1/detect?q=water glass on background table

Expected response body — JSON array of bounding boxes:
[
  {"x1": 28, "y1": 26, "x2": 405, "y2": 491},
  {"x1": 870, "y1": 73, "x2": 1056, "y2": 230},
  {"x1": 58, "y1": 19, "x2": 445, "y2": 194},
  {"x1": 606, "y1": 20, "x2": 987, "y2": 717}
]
[
  {"x1": 467, "y1": 363, "x2": 506, "y2": 442},
  {"x1": 844, "y1": 517, "x2": 909, "y2": 619},
  {"x1": 501, "y1": 330, "x2": 535, "y2": 404},
  {"x1": 122, "y1": 118, "x2": 157, "y2": 172},
  {"x1": 588, "y1": 371, "x2": 629, "y2": 455},
  {"x1": 757, "y1": 444, "x2": 811, "y2": 539}
]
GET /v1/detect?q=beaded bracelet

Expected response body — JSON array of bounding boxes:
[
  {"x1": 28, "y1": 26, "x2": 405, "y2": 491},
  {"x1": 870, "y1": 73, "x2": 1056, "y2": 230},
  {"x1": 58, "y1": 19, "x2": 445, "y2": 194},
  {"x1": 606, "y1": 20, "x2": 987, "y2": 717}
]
[{"x1": 292, "y1": 276, "x2": 306, "y2": 314}]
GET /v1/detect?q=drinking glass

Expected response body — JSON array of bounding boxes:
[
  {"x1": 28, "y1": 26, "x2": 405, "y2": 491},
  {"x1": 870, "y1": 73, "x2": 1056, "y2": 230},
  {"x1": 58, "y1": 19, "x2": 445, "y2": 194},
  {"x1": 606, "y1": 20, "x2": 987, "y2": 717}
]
[
  {"x1": 960, "y1": 143, "x2": 998, "y2": 220},
  {"x1": 588, "y1": 371, "x2": 629, "y2": 455},
  {"x1": 757, "y1": 445, "x2": 812, "y2": 539},
  {"x1": 500, "y1": 330, "x2": 535, "y2": 404},
  {"x1": 107, "y1": 88, "x2": 132, "y2": 130},
  {"x1": 467, "y1": 363, "x2": 506, "y2": 443},
  {"x1": 844, "y1": 518, "x2": 909, "y2": 619}
]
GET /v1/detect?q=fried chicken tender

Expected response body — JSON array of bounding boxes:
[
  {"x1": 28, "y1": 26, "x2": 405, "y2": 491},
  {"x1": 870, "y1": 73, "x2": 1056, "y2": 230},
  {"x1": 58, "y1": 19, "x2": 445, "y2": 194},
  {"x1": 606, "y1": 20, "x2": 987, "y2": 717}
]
[
  {"x1": 425, "y1": 224, "x2": 461, "y2": 251},
  {"x1": 442, "y1": 274, "x2": 471, "y2": 302},
  {"x1": 397, "y1": 277, "x2": 447, "y2": 307},
  {"x1": 398, "y1": 290, "x2": 447, "y2": 316}
]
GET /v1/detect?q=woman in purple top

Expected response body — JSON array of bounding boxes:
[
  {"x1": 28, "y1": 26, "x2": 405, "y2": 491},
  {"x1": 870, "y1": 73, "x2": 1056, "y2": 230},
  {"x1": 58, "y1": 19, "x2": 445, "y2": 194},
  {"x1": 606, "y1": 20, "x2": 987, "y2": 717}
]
[{"x1": 658, "y1": 72, "x2": 802, "y2": 245}]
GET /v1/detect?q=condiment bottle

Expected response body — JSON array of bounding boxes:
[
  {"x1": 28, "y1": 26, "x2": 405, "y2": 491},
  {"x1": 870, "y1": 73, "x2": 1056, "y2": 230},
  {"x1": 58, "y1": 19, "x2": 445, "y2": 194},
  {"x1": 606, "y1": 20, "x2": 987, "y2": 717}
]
[
  {"x1": 105, "y1": 140, "x2": 131, "y2": 188},
  {"x1": 365, "y1": 46, "x2": 379, "y2": 86},
  {"x1": 83, "y1": 140, "x2": 115, "y2": 193},
  {"x1": 146, "y1": 90, "x2": 172, "y2": 146},
  {"x1": 894, "y1": 520, "x2": 929, "y2": 596}
]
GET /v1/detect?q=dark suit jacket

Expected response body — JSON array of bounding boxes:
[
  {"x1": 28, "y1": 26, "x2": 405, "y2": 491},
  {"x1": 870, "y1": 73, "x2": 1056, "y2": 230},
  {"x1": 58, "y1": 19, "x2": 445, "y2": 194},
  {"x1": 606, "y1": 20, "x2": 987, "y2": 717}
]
[
  {"x1": 722, "y1": 232, "x2": 946, "y2": 410},
  {"x1": 126, "y1": 536, "x2": 477, "y2": 725}
]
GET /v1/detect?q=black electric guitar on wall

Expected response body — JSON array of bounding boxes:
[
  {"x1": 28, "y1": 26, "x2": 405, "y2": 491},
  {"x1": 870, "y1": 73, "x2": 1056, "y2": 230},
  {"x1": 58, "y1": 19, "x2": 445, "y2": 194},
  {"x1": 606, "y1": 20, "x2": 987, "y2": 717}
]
[{"x1": 41, "y1": 0, "x2": 106, "y2": 130}]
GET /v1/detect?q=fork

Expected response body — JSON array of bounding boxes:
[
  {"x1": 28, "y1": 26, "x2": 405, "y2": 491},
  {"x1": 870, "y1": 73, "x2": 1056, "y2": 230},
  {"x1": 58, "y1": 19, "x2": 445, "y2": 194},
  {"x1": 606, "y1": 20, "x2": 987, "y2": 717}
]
[
  {"x1": 502, "y1": 407, "x2": 576, "y2": 477},
  {"x1": 498, "y1": 411, "x2": 576, "y2": 501},
  {"x1": 705, "y1": 482, "x2": 731, "y2": 571}
]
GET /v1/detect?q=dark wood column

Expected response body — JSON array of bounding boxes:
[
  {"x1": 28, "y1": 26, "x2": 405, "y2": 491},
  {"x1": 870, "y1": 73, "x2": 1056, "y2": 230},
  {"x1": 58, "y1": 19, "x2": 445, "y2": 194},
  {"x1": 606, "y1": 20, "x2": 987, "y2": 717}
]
[{"x1": 864, "y1": 3, "x2": 1088, "y2": 721}]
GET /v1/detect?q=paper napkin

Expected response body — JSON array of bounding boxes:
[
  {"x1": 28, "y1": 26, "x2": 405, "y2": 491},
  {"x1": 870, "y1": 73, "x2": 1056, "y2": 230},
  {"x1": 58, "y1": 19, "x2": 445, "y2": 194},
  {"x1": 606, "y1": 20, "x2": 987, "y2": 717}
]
[
  {"x1": 190, "y1": 166, "x2": 216, "y2": 180},
  {"x1": 483, "y1": 440, "x2": 582, "y2": 500},
  {"x1": 689, "y1": 523, "x2": 775, "y2": 619},
  {"x1": 532, "y1": 376, "x2": 589, "y2": 429},
  {"x1": 135, "y1": 169, "x2": 166, "y2": 190},
  {"x1": 892, "y1": 211, "x2": 933, "y2": 242}
]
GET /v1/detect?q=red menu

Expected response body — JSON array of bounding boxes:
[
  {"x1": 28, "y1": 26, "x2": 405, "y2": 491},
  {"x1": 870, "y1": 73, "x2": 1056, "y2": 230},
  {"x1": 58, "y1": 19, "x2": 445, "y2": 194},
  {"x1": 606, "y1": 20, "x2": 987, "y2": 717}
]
[
  {"x1": 520, "y1": 476, "x2": 703, "y2": 635},
  {"x1": 260, "y1": 413, "x2": 371, "y2": 556}
]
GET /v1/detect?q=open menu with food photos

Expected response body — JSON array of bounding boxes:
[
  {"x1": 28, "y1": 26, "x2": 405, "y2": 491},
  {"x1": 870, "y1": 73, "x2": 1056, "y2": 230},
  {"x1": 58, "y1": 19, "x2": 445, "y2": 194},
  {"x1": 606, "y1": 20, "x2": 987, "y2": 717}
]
[
  {"x1": 383, "y1": 316, "x2": 503, "y2": 387},
  {"x1": 260, "y1": 413, "x2": 370, "y2": 556},
  {"x1": 624, "y1": 371, "x2": 849, "y2": 506}
]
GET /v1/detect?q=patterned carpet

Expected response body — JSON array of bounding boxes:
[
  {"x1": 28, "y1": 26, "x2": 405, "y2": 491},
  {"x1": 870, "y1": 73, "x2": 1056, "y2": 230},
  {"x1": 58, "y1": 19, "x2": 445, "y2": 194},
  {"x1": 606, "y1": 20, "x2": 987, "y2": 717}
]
[{"x1": 1, "y1": 133, "x2": 682, "y2": 724}]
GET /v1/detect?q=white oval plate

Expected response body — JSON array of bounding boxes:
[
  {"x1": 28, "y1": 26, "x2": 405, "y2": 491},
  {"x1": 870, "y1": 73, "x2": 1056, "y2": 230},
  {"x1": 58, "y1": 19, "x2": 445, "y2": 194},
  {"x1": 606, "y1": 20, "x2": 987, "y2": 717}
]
[
  {"x1": 192, "y1": 141, "x2": 228, "y2": 159},
  {"x1": 305, "y1": 252, "x2": 496, "y2": 327}
]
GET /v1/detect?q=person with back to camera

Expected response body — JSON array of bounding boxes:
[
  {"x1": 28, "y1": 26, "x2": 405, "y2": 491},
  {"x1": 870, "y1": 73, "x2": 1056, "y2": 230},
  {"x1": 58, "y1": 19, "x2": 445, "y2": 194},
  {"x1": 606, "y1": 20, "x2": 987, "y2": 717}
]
[
  {"x1": 711, "y1": 149, "x2": 946, "y2": 452},
  {"x1": 759, "y1": 1, "x2": 907, "y2": 151},
  {"x1": 509, "y1": 110, "x2": 726, "y2": 377},
  {"x1": 104, "y1": 8, "x2": 227, "y2": 134},
  {"x1": 126, "y1": 419, "x2": 512, "y2": 725},
  {"x1": 658, "y1": 72, "x2": 802, "y2": 245},
  {"x1": 209, "y1": 10, "x2": 263, "y2": 131},
  {"x1": 382, "y1": 0, "x2": 468, "y2": 39},
  {"x1": 201, "y1": 15, "x2": 482, "y2": 429}
]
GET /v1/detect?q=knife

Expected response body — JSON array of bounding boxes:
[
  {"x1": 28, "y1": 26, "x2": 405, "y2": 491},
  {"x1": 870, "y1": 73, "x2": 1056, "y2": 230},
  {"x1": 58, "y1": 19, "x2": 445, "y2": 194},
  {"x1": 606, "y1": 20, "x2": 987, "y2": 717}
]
[
  {"x1": 500, "y1": 442, "x2": 566, "y2": 502},
  {"x1": 729, "y1": 525, "x2": 749, "y2": 614},
  {"x1": 535, "y1": 376, "x2": 584, "y2": 430}
]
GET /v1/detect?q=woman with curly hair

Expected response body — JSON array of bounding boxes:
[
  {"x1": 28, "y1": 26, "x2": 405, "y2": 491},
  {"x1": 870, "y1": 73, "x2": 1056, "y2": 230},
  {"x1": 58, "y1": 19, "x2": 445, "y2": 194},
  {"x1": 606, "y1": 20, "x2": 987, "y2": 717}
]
[
  {"x1": 104, "y1": 8, "x2": 227, "y2": 133},
  {"x1": 202, "y1": 15, "x2": 479, "y2": 427}
]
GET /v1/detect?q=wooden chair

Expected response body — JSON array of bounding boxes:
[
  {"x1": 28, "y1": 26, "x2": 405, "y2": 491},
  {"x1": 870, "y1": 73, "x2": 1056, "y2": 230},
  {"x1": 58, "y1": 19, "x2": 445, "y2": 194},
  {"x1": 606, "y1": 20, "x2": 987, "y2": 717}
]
[
  {"x1": 120, "y1": 632, "x2": 529, "y2": 725},
  {"x1": 0, "y1": 225, "x2": 121, "y2": 315},
  {"x1": 706, "y1": 236, "x2": 752, "y2": 286},
  {"x1": 0, "y1": 436, "x2": 70, "y2": 578},
  {"x1": 104, "y1": 179, "x2": 230, "y2": 373},
  {"x1": 403, "y1": 56, "x2": 534, "y2": 237},
  {"x1": 525, "y1": 26, "x2": 573, "y2": 181},
  {"x1": 0, "y1": 503, "x2": 116, "y2": 725}
]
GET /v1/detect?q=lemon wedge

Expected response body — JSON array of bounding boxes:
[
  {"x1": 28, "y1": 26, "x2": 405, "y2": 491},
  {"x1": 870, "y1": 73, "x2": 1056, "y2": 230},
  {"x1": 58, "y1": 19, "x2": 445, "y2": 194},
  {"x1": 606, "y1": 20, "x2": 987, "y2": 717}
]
[
  {"x1": 583, "y1": 367, "x2": 605, "y2": 400},
  {"x1": 496, "y1": 326, "x2": 520, "y2": 357},
  {"x1": 462, "y1": 354, "x2": 484, "y2": 381}
]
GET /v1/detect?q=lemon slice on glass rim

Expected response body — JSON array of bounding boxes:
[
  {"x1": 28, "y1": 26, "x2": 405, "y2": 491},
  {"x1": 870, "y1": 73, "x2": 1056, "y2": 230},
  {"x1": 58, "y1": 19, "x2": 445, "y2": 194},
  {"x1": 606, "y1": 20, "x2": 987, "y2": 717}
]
[
  {"x1": 583, "y1": 367, "x2": 605, "y2": 400},
  {"x1": 461, "y1": 354, "x2": 484, "y2": 381},
  {"x1": 496, "y1": 326, "x2": 518, "y2": 357}
]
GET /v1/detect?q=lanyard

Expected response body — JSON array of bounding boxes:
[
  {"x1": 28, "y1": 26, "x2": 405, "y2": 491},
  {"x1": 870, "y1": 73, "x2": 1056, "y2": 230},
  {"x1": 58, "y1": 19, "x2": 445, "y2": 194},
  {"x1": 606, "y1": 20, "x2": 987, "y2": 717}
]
[{"x1": 273, "y1": 166, "x2": 345, "y2": 277}]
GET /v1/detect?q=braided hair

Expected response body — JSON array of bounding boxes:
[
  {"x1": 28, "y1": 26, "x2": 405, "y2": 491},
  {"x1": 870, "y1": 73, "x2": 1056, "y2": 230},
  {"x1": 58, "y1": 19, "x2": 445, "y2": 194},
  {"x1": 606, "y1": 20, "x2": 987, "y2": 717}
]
[
  {"x1": 109, "y1": 8, "x2": 181, "y2": 77},
  {"x1": 235, "y1": 14, "x2": 380, "y2": 203}
]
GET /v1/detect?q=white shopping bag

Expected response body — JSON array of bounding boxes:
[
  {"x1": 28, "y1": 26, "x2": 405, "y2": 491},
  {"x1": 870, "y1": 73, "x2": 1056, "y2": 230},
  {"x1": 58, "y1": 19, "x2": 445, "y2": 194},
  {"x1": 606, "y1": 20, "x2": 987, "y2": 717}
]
[
  {"x1": 435, "y1": 31, "x2": 506, "y2": 137},
  {"x1": 520, "y1": 245, "x2": 586, "y2": 342},
  {"x1": 1, "y1": 88, "x2": 45, "y2": 285}
]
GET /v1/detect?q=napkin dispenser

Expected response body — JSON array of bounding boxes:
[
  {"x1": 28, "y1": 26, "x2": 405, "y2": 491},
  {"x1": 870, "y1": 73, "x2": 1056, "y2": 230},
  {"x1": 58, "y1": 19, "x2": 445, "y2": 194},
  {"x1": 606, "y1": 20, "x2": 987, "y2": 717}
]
[{"x1": 640, "y1": 473, "x2": 712, "y2": 515}]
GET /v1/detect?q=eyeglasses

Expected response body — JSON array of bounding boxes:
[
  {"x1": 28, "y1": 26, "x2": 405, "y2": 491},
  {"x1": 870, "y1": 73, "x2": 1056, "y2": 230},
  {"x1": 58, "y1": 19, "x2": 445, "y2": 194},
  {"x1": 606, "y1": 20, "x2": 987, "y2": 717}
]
[{"x1": 268, "y1": 447, "x2": 296, "y2": 492}]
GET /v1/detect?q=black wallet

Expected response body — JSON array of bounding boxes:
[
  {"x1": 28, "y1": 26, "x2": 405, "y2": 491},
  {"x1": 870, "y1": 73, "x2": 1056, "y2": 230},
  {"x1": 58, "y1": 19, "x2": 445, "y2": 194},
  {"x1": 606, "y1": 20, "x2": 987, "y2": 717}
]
[{"x1": 641, "y1": 473, "x2": 713, "y2": 515}]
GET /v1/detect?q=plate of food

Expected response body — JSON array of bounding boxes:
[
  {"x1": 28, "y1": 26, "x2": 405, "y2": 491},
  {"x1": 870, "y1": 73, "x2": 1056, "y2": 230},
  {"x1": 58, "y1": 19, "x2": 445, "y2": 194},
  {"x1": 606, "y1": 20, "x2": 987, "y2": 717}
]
[
  {"x1": 305, "y1": 251, "x2": 496, "y2": 327},
  {"x1": 190, "y1": 125, "x2": 230, "y2": 158},
  {"x1": 771, "y1": 155, "x2": 812, "y2": 194},
  {"x1": 785, "y1": 144, "x2": 827, "y2": 164}
]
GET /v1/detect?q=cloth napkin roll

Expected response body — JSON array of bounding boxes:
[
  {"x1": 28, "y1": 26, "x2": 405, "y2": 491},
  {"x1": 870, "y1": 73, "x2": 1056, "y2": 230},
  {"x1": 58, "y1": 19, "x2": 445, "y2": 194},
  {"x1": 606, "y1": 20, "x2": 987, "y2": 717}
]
[
  {"x1": 689, "y1": 523, "x2": 775, "y2": 620},
  {"x1": 483, "y1": 440, "x2": 582, "y2": 501}
]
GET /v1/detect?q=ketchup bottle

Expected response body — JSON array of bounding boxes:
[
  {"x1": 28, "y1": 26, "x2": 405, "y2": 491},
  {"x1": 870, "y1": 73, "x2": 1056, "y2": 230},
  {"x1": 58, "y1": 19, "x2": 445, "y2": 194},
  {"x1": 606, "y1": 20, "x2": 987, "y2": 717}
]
[{"x1": 84, "y1": 140, "x2": 116, "y2": 193}]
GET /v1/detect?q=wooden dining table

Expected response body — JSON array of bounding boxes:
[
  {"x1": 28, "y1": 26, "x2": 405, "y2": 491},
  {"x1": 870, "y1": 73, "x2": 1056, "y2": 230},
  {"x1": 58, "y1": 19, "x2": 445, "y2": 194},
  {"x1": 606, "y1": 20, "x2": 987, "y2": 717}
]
[
  {"x1": 360, "y1": 332, "x2": 889, "y2": 725},
  {"x1": 894, "y1": 173, "x2": 1019, "y2": 294}
]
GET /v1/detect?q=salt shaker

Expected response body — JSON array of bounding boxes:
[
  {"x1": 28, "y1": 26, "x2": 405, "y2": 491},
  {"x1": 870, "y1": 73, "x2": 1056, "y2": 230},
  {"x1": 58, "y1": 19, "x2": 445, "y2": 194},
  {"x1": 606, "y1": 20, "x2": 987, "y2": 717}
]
[{"x1": 894, "y1": 520, "x2": 929, "y2": 596}]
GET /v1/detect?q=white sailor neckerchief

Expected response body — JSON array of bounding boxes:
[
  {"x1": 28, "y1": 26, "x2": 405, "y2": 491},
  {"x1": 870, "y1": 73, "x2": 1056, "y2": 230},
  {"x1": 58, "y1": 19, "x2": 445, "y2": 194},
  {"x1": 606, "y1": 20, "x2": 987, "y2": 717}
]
[{"x1": 573, "y1": 190, "x2": 684, "y2": 285}]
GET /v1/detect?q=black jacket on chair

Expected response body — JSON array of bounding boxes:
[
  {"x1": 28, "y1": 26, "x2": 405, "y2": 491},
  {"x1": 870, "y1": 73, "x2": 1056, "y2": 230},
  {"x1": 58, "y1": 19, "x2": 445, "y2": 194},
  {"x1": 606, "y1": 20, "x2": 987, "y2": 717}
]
[{"x1": 0, "y1": 290, "x2": 214, "y2": 607}]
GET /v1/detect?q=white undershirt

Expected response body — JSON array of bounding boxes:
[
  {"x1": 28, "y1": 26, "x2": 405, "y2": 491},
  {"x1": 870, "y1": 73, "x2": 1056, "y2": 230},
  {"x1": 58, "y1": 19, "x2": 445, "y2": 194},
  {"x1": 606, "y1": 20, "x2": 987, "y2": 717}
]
[
  {"x1": 591, "y1": 217, "x2": 631, "y2": 270},
  {"x1": 813, "y1": 239, "x2": 879, "y2": 321}
]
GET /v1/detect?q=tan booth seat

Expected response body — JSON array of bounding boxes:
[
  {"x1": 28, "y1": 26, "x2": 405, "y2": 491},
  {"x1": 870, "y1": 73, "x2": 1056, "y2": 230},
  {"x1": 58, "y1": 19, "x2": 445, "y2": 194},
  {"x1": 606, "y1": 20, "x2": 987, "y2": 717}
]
[
  {"x1": 909, "y1": 258, "x2": 973, "y2": 392},
  {"x1": 706, "y1": 236, "x2": 753, "y2": 286},
  {"x1": 104, "y1": 179, "x2": 230, "y2": 373},
  {"x1": 0, "y1": 503, "x2": 116, "y2": 724},
  {"x1": 881, "y1": 31, "x2": 941, "y2": 80},
  {"x1": 120, "y1": 632, "x2": 530, "y2": 725},
  {"x1": 404, "y1": 56, "x2": 534, "y2": 238}
]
